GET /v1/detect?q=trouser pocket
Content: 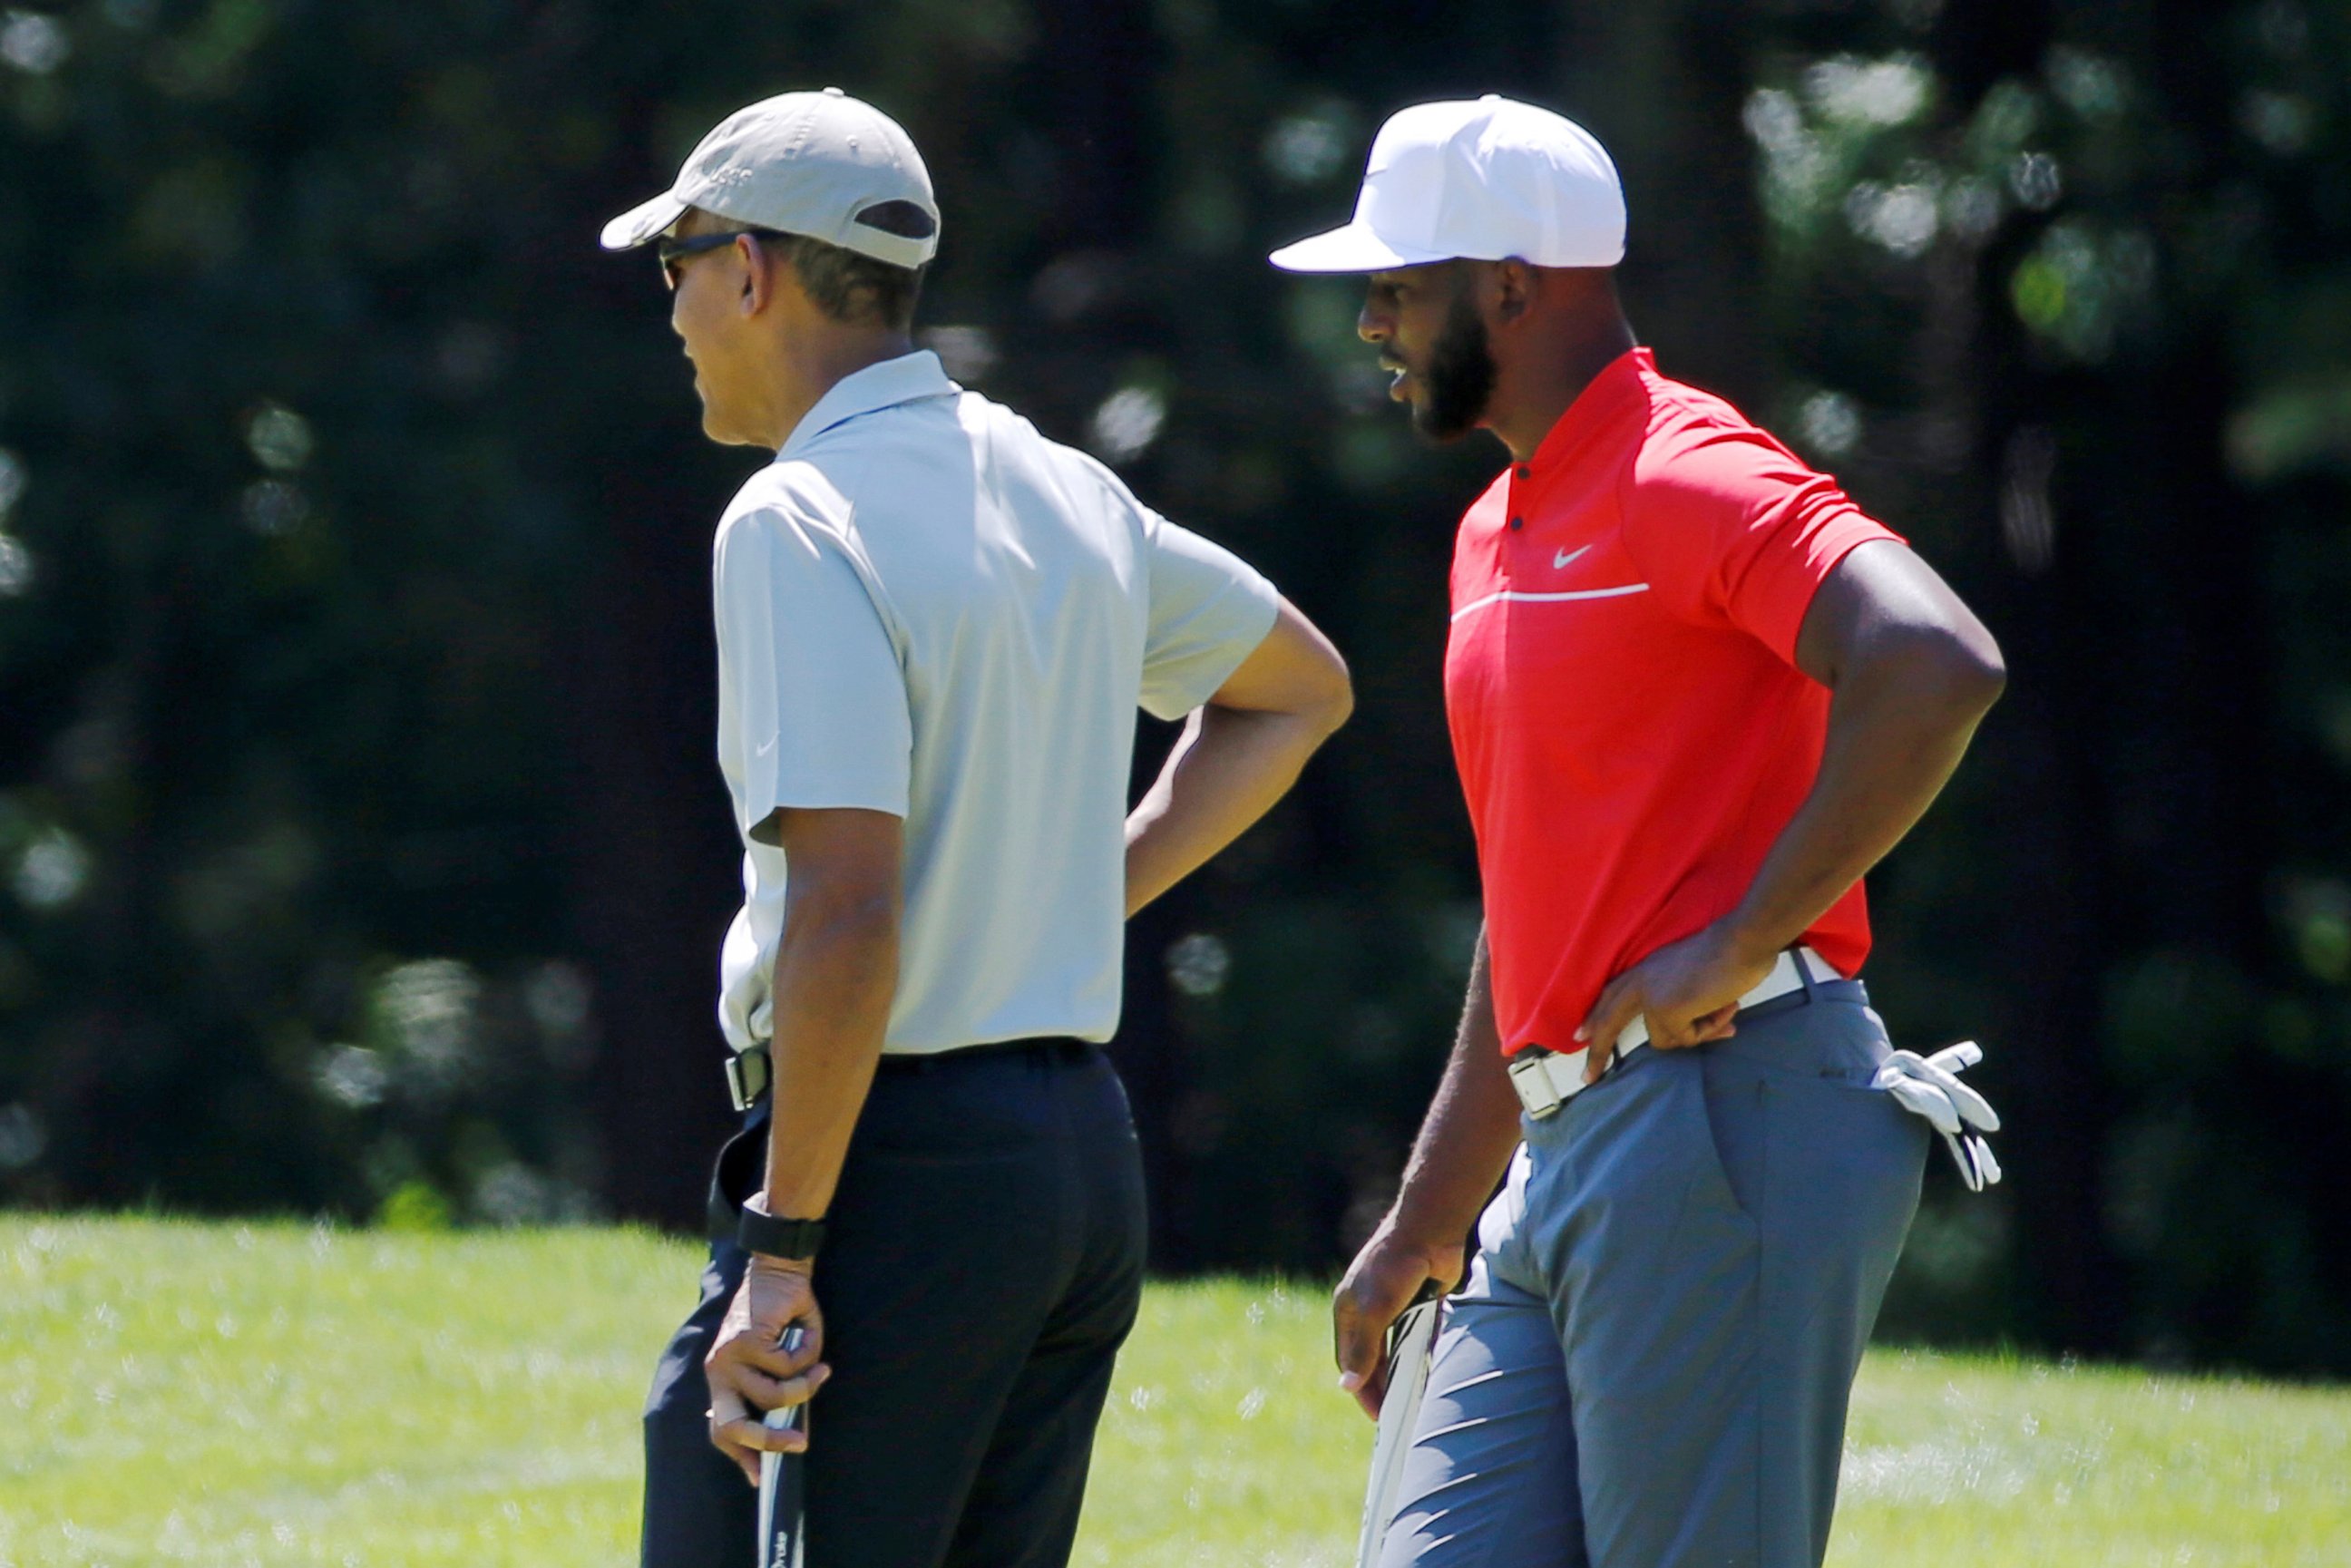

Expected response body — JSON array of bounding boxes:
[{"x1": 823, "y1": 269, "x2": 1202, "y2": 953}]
[
  {"x1": 1757, "y1": 1070, "x2": 1927, "y2": 1271},
  {"x1": 704, "y1": 1110, "x2": 768, "y2": 1240}
]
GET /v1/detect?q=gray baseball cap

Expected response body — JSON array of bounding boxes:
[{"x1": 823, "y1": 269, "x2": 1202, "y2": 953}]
[{"x1": 600, "y1": 87, "x2": 940, "y2": 268}]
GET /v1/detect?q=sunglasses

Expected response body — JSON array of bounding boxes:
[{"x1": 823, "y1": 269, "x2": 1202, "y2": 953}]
[{"x1": 656, "y1": 228, "x2": 783, "y2": 290}]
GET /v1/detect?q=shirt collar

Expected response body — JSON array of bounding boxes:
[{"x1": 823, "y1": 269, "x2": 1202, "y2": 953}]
[
  {"x1": 1523, "y1": 346, "x2": 1654, "y2": 479},
  {"x1": 777, "y1": 349, "x2": 961, "y2": 460}
]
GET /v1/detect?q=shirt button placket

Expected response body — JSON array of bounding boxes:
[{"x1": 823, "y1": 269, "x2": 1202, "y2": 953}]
[{"x1": 1505, "y1": 467, "x2": 1528, "y2": 587}]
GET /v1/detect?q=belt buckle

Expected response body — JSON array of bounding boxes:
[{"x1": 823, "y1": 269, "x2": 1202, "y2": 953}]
[
  {"x1": 724, "y1": 1047, "x2": 769, "y2": 1113},
  {"x1": 1507, "y1": 1051, "x2": 1564, "y2": 1120}
]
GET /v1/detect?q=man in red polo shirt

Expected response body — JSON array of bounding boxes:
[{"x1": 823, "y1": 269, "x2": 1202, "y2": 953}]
[{"x1": 1272, "y1": 98, "x2": 2006, "y2": 1568}]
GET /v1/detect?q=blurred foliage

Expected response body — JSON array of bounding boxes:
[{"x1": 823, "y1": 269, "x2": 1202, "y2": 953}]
[{"x1": 0, "y1": 0, "x2": 2346, "y2": 1373}]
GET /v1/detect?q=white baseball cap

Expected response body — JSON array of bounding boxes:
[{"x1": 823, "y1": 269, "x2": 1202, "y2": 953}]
[
  {"x1": 600, "y1": 87, "x2": 940, "y2": 268},
  {"x1": 1269, "y1": 95, "x2": 1624, "y2": 273}
]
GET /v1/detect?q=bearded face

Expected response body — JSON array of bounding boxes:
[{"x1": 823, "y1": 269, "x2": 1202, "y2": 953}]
[{"x1": 1412, "y1": 277, "x2": 1498, "y2": 443}]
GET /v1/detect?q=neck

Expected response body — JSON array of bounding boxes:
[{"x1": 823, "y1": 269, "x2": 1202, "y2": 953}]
[
  {"x1": 1484, "y1": 310, "x2": 1638, "y2": 463},
  {"x1": 757, "y1": 328, "x2": 916, "y2": 450}
]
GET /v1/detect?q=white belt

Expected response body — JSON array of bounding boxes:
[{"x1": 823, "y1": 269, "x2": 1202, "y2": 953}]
[{"x1": 1506, "y1": 946, "x2": 1835, "y2": 1120}]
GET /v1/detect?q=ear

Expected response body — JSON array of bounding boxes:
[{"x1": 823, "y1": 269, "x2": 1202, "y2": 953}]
[
  {"x1": 1492, "y1": 258, "x2": 1536, "y2": 325},
  {"x1": 739, "y1": 235, "x2": 783, "y2": 318}
]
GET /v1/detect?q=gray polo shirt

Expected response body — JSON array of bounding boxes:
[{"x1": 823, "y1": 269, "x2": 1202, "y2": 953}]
[{"x1": 713, "y1": 351, "x2": 1280, "y2": 1056}]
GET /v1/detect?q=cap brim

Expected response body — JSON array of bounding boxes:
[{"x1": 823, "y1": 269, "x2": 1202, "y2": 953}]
[
  {"x1": 600, "y1": 190, "x2": 689, "y2": 251},
  {"x1": 1267, "y1": 221, "x2": 1451, "y2": 273}
]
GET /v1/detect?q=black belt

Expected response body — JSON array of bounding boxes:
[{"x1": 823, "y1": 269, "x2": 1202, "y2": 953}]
[
  {"x1": 724, "y1": 1035, "x2": 1094, "y2": 1112},
  {"x1": 708, "y1": 1035, "x2": 1096, "y2": 1242}
]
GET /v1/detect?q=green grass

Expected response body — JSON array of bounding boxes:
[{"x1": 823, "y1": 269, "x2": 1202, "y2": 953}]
[{"x1": 1, "y1": 1219, "x2": 2345, "y2": 1566}]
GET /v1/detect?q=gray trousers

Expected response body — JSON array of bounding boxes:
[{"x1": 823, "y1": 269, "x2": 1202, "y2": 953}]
[{"x1": 1376, "y1": 982, "x2": 1927, "y2": 1568}]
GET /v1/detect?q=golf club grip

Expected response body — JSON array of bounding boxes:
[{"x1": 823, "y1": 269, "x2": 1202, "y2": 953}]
[
  {"x1": 765, "y1": 1322, "x2": 809, "y2": 1436},
  {"x1": 1385, "y1": 1279, "x2": 1442, "y2": 1360},
  {"x1": 756, "y1": 1322, "x2": 810, "y2": 1568}
]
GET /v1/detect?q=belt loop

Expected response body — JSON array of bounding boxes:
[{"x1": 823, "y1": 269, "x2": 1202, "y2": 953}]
[{"x1": 1791, "y1": 946, "x2": 1819, "y2": 1003}]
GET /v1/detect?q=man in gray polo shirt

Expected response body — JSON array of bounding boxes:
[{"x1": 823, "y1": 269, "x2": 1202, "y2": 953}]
[{"x1": 600, "y1": 91, "x2": 1352, "y2": 1568}]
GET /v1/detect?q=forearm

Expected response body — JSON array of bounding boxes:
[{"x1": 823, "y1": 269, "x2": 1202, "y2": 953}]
[
  {"x1": 1727, "y1": 645, "x2": 1999, "y2": 959},
  {"x1": 1386, "y1": 930, "x2": 1524, "y2": 1251},
  {"x1": 1124, "y1": 704, "x2": 1337, "y2": 917},
  {"x1": 759, "y1": 902, "x2": 899, "y2": 1222},
  {"x1": 1331, "y1": 928, "x2": 1519, "y2": 1404}
]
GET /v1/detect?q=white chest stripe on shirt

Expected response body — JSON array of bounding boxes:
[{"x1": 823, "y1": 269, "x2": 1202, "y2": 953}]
[{"x1": 1449, "y1": 582, "x2": 1651, "y2": 623}]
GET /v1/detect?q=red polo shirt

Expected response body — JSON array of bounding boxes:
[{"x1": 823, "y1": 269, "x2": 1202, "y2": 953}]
[{"x1": 1446, "y1": 348, "x2": 1900, "y2": 1057}]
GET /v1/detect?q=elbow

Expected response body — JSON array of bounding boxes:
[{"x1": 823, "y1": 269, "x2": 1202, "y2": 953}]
[
  {"x1": 1246, "y1": 646, "x2": 1352, "y2": 743},
  {"x1": 784, "y1": 881, "x2": 902, "y2": 957},
  {"x1": 1860, "y1": 620, "x2": 2005, "y2": 726},
  {"x1": 1970, "y1": 657, "x2": 2007, "y2": 717},
  {"x1": 1920, "y1": 633, "x2": 2006, "y2": 727},
  {"x1": 1312, "y1": 657, "x2": 1357, "y2": 742},
  {"x1": 1946, "y1": 627, "x2": 2007, "y2": 718},
  {"x1": 800, "y1": 895, "x2": 902, "y2": 995}
]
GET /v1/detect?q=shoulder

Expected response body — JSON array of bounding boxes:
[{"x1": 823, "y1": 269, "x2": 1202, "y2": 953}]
[
  {"x1": 985, "y1": 392, "x2": 1152, "y2": 514},
  {"x1": 710, "y1": 462, "x2": 906, "y2": 642},
  {"x1": 768, "y1": 383, "x2": 978, "y2": 519},
  {"x1": 1624, "y1": 379, "x2": 1817, "y2": 514},
  {"x1": 965, "y1": 392, "x2": 1169, "y2": 547},
  {"x1": 714, "y1": 461, "x2": 863, "y2": 571}
]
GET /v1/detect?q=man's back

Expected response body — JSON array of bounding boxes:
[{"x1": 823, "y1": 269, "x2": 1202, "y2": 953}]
[{"x1": 714, "y1": 351, "x2": 1276, "y2": 1056}]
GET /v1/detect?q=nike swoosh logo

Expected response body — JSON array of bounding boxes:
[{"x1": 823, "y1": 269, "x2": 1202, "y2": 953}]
[
  {"x1": 1553, "y1": 545, "x2": 1591, "y2": 570},
  {"x1": 756, "y1": 735, "x2": 779, "y2": 758}
]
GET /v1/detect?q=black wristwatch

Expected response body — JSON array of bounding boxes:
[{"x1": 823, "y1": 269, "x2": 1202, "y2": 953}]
[{"x1": 737, "y1": 1197, "x2": 826, "y2": 1262}]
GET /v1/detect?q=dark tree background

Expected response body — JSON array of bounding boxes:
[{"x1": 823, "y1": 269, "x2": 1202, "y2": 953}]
[{"x1": 1, "y1": 0, "x2": 2345, "y2": 1372}]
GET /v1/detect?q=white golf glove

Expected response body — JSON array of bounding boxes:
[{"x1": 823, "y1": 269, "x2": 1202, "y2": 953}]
[{"x1": 1872, "y1": 1040, "x2": 2003, "y2": 1192}]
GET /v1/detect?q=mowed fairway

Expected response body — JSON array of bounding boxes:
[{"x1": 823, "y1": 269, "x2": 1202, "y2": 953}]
[{"x1": 1, "y1": 1219, "x2": 2345, "y2": 1566}]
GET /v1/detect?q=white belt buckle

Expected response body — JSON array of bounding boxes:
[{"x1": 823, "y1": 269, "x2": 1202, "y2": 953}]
[
  {"x1": 1507, "y1": 1051, "x2": 1566, "y2": 1120},
  {"x1": 1507, "y1": 1051, "x2": 1564, "y2": 1119}
]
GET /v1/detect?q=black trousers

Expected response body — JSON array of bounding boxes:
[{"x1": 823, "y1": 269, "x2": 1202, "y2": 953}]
[{"x1": 641, "y1": 1040, "x2": 1148, "y2": 1568}]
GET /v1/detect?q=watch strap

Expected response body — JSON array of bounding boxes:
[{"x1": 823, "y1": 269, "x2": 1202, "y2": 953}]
[{"x1": 737, "y1": 1202, "x2": 825, "y2": 1261}]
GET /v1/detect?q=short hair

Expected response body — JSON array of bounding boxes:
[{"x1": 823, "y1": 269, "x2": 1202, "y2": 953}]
[
  {"x1": 766, "y1": 229, "x2": 925, "y2": 333},
  {"x1": 680, "y1": 205, "x2": 927, "y2": 332}
]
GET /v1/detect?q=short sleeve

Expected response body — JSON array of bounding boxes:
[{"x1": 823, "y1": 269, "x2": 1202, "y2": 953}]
[
  {"x1": 1619, "y1": 426, "x2": 1904, "y2": 664},
  {"x1": 1137, "y1": 511, "x2": 1281, "y2": 720},
  {"x1": 714, "y1": 507, "x2": 912, "y2": 842}
]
